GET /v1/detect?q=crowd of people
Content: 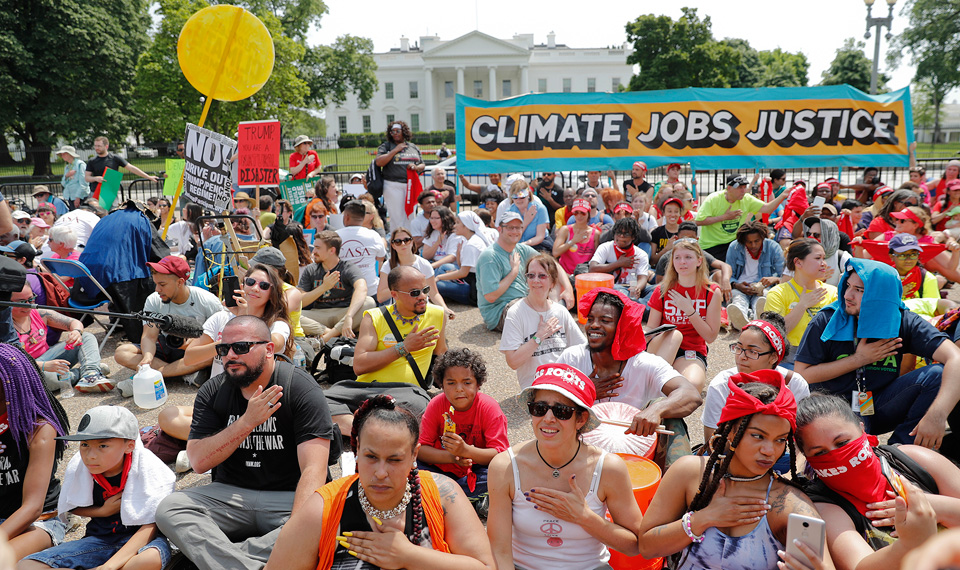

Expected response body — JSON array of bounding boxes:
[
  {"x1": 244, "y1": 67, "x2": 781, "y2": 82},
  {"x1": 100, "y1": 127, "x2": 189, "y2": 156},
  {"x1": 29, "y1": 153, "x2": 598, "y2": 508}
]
[{"x1": 2, "y1": 133, "x2": 960, "y2": 570}]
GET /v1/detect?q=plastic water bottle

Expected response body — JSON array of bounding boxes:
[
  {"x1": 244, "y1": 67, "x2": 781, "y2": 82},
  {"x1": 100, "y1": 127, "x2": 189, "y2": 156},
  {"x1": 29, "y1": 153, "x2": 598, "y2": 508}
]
[
  {"x1": 132, "y1": 365, "x2": 168, "y2": 409},
  {"x1": 293, "y1": 344, "x2": 306, "y2": 368}
]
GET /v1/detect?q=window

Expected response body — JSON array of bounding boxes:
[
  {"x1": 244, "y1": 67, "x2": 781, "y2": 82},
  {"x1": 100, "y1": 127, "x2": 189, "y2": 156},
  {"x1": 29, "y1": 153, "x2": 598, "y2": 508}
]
[
  {"x1": 338, "y1": 116, "x2": 347, "y2": 135},
  {"x1": 409, "y1": 81, "x2": 419, "y2": 99},
  {"x1": 385, "y1": 82, "x2": 394, "y2": 99},
  {"x1": 386, "y1": 114, "x2": 395, "y2": 125},
  {"x1": 474, "y1": 80, "x2": 483, "y2": 98},
  {"x1": 411, "y1": 114, "x2": 420, "y2": 132},
  {"x1": 612, "y1": 77, "x2": 622, "y2": 92},
  {"x1": 587, "y1": 78, "x2": 596, "y2": 93},
  {"x1": 562, "y1": 78, "x2": 572, "y2": 93},
  {"x1": 538, "y1": 78, "x2": 547, "y2": 92},
  {"x1": 502, "y1": 79, "x2": 512, "y2": 98},
  {"x1": 445, "y1": 81, "x2": 454, "y2": 98},
  {"x1": 446, "y1": 113, "x2": 455, "y2": 130},
  {"x1": 362, "y1": 115, "x2": 371, "y2": 133}
]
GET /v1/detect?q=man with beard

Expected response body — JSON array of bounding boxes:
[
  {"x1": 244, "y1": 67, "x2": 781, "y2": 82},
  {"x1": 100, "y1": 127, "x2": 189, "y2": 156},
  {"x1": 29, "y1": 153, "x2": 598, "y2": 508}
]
[
  {"x1": 324, "y1": 265, "x2": 447, "y2": 435},
  {"x1": 557, "y1": 289, "x2": 701, "y2": 462},
  {"x1": 114, "y1": 256, "x2": 224, "y2": 383},
  {"x1": 156, "y1": 316, "x2": 334, "y2": 570}
]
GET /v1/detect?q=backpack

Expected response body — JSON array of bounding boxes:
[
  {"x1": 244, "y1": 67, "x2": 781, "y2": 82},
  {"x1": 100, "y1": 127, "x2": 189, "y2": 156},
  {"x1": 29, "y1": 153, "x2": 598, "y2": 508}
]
[
  {"x1": 37, "y1": 271, "x2": 71, "y2": 307},
  {"x1": 314, "y1": 337, "x2": 358, "y2": 384},
  {"x1": 365, "y1": 158, "x2": 384, "y2": 199}
]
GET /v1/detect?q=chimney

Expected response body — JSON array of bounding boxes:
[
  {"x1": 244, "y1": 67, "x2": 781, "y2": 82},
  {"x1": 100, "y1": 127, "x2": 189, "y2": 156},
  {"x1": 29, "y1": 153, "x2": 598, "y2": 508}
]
[
  {"x1": 547, "y1": 31, "x2": 556, "y2": 49},
  {"x1": 400, "y1": 36, "x2": 409, "y2": 52}
]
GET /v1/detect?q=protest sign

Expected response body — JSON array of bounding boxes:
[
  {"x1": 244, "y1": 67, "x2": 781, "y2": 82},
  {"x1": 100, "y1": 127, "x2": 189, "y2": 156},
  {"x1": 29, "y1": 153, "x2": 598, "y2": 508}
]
[
  {"x1": 164, "y1": 159, "x2": 186, "y2": 196},
  {"x1": 237, "y1": 120, "x2": 280, "y2": 187},
  {"x1": 182, "y1": 123, "x2": 237, "y2": 211},
  {"x1": 455, "y1": 85, "x2": 913, "y2": 173},
  {"x1": 98, "y1": 168, "x2": 123, "y2": 210},
  {"x1": 343, "y1": 183, "x2": 365, "y2": 198}
]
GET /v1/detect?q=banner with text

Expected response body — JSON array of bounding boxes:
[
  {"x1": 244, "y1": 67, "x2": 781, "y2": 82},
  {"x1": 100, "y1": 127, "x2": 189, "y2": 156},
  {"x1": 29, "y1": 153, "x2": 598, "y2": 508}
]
[
  {"x1": 183, "y1": 123, "x2": 237, "y2": 211},
  {"x1": 454, "y1": 85, "x2": 913, "y2": 174},
  {"x1": 237, "y1": 119, "x2": 281, "y2": 187}
]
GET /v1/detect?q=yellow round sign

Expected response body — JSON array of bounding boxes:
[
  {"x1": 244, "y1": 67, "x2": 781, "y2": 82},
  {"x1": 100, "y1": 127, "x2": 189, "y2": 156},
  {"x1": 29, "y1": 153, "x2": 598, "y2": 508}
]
[{"x1": 177, "y1": 5, "x2": 275, "y2": 102}]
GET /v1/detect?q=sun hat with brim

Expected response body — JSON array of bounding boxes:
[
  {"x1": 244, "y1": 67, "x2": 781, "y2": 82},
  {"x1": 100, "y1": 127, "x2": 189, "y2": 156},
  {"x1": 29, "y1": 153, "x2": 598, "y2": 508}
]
[
  {"x1": 572, "y1": 199, "x2": 590, "y2": 214},
  {"x1": 11, "y1": 211, "x2": 30, "y2": 220},
  {"x1": 293, "y1": 135, "x2": 313, "y2": 147},
  {"x1": 56, "y1": 406, "x2": 139, "y2": 441},
  {"x1": 31, "y1": 186, "x2": 51, "y2": 197},
  {"x1": 233, "y1": 192, "x2": 256, "y2": 207},
  {"x1": 55, "y1": 145, "x2": 80, "y2": 158},
  {"x1": 520, "y1": 364, "x2": 600, "y2": 433}
]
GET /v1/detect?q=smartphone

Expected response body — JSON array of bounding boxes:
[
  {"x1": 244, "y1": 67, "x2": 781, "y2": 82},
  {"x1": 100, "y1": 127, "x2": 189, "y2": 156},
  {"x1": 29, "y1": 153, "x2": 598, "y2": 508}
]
[
  {"x1": 880, "y1": 456, "x2": 909, "y2": 505},
  {"x1": 812, "y1": 196, "x2": 826, "y2": 208},
  {"x1": 643, "y1": 324, "x2": 678, "y2": 338},
  {"x1": 222, "y1": 275, "x2": 240, "y2": 307},
  {"x1": 786, "y1": 513, "x2": 825, "y2": 562}
]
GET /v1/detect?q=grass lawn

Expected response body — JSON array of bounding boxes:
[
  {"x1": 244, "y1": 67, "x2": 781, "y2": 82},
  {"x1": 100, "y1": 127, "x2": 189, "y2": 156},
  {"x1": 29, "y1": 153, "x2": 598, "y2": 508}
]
[{"x1": 916, "y1": 142, "x2": 960, "y2": 159}]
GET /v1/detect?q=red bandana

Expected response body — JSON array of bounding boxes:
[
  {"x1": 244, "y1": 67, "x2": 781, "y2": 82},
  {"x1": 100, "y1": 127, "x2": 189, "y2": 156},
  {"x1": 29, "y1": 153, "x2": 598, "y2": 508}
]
[
  {"x1": 805, "y1": 432, "x2": 887, "y2": 516},
  {"x1": 405, "y1": 170, "x2": 423, "y2": 217},
  {"x1": 578, "y1": 287, "x2": 646, "y2": 358},
  {"x1": 92, "y1": 452, "x2": 133, "y2": 499},
  {"x1": 718, "y1": 370, "x2": 797, "y2": 431},
  {"x1": 613, "y1": 244, "x2": 636, "y2": 281},
  {"x1": 900, "y1": 266, "x2": 924, "y2": 299},
  {"x1": 745, "y1": 320, "x2": 786, "y2": 362}
]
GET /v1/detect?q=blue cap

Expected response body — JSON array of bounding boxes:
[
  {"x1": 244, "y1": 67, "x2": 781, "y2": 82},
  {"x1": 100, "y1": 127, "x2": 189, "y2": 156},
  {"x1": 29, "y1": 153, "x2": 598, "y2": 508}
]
[{"x1": 888, "y1": 233, "x2": 922, "y2": 253}]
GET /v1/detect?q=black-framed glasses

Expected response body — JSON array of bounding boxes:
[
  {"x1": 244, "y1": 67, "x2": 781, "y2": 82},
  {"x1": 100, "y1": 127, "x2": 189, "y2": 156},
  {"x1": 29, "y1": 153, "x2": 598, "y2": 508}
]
[
  {"x1": 215, "y1": 341, "x2": 268, "y2": 357},
  {"x1": 528, "y1": 401, "x2": 577, "y2": 421},
  {"x1": 398, "y1": 286, "x2": 430, "y2": 297},
  {"x1": 392, "y1": 237, "x2": 413, "y2": 245},
  {"x1": 244, "y1": 277, "x2": 271, "y2": 291},
  {"x1": 729, "y1": 343, "x2": 774, "y2": 360}
]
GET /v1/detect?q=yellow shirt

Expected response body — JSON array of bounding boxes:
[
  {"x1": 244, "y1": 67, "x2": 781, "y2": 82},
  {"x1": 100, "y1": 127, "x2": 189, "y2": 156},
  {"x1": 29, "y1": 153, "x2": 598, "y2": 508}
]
[
  {"x1": 281, "y1": 282, "x2": 305, "y2": 338},
  {"x1": 764, "y1": 279, "x2": 838, "y2": 347},
  {"x1": 356, "y1": 304, "x2": 444, "y2": 386}
]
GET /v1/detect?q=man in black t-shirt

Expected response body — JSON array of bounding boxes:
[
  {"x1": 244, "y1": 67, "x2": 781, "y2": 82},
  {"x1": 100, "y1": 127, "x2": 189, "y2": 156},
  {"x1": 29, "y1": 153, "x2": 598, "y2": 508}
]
[
  {"x1": 622, "y1": 161, "x2": 652, "y2": 201},
  {"x1": 156, "y1": 316, "x2": 334, "y2": 570},
  {"x1": 85, "y1": 136, "x2": 158, "y2": 198},
  {"x1": 536, "y1": 171, "x2": 564, "y2": 227}
]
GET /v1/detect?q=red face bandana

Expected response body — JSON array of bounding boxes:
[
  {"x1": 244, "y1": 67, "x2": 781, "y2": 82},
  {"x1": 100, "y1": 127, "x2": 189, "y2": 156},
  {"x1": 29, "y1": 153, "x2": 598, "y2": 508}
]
[
  {"x1": 805, "y1": 432, "x2": 887, "y2": 516},
  {"x1": 614, "y1": 243, "x2": 636, "y2": 281},
  {"x1": 92, "y1": 452, "x2": 133, "y2": 499},
  {"x1": 718, "y1": 369, "x2": 797, "y2": 431},
  {"x1": 579, "y1": 287, "x2": 646, "y2": 358}
]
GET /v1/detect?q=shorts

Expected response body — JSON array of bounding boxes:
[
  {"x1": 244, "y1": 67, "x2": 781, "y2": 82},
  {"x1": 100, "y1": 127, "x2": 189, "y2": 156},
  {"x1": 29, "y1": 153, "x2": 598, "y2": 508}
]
[
  {"x1": 135, "y1": 335, "x2": 186, "y2": 363},
  {"x1": 0, "y1": 515, "x2": 66, "y2": 546},
  {"x1": 24, "y1": 533, "x2": 171, "y2": 569},
  {"x1": 674, "y1": 348, "x2": 707, "y2": 368},
  {"x1": 324, "y1": 381, "x2": 431, "y2": 418}
]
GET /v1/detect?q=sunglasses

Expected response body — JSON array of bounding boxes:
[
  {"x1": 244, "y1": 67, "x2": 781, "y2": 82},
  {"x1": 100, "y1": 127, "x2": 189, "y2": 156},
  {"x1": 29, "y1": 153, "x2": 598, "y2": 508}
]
[
  {"x1": 526, "y1": 272, "x2": 549, "y2": 280},
  {"x1": 310, "y1": 214, "x2": 326, "y2": 219},
  {"x1": 528, "y1": 400, "x2": 578, "y2": 421},
  {"x1": 398, "y1": 285, "x2": 430, "y2": 297},
  {"x1": 244, "y1": 277, "x2": 271, "y2": 291},
  {"x1": 512, "y1": 195, "x2": 528, "y2": 200},
  {"x1": 392, "y1": 237, "x2": 413, "y2": 245},
  {"x1": 215, "y1": 340, "x2": 268, "y2": 357},
  {"x1": 805, "y1": 232, "x2": 821, "y2": 239},
  {"x1": 892, "y1": 252, "x2": 920, "y2": 260}
]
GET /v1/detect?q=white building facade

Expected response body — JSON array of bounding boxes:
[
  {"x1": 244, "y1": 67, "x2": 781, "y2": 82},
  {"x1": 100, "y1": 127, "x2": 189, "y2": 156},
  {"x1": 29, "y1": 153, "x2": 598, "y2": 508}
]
[{"x1": 324, "y1": 31, "x2": 635, "y2": 137}]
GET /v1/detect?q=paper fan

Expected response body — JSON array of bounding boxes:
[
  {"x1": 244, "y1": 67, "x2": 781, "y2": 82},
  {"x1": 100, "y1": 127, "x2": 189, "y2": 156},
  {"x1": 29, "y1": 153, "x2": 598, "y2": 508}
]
[
  {"x1": 860, "y1": 239, "x2": 946, "y2": 265},
  {"x1": 582, "y1": 402, "x2": 656, "y2": 457}
]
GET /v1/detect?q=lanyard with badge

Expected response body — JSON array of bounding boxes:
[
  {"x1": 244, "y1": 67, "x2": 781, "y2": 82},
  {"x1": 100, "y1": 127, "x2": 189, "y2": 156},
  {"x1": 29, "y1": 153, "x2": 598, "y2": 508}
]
[{"x1": 851, "y1": 335, "x2": 875, "y2": 416}]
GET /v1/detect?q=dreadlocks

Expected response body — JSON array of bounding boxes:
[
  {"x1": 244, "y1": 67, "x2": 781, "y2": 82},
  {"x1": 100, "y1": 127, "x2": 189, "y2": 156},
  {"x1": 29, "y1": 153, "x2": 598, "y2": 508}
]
[{"x1": 0, "y1": 344, "x2": 69, "y2": 460}]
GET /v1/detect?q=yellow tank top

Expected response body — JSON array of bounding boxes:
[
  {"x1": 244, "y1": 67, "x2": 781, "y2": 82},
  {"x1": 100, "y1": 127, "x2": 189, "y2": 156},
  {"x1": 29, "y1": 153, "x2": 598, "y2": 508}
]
[
  {"x1": 281, "y1": 282, "x2": 305, "y2": 338},
  {"x1": 356, "y1": 304, "x2": 444, "y2": 386}
]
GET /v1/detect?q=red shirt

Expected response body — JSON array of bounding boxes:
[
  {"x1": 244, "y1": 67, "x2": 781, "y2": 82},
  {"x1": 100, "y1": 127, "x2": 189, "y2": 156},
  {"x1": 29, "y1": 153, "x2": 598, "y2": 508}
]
[
  {"x1": 866, "y1": 216, "x2": 894, "y2": 236},
  {"x1": 647, "y1": 282, "x2": 719, "y2": 355},
  {"x1": 288, "y1": 150, "x2": 320, "y2": 181},
  {"x1": 419, "y1": 392, "x2": 509, "y2": 479}
]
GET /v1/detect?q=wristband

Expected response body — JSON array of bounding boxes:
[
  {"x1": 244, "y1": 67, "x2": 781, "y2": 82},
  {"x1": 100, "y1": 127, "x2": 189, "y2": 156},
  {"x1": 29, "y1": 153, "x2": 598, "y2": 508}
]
[
  {"x1": 395, "y1": 342, "x2": 408, "y2": 358},
  {"x1": 681, "y1": 511, "x2": 704, "y2": 543}
]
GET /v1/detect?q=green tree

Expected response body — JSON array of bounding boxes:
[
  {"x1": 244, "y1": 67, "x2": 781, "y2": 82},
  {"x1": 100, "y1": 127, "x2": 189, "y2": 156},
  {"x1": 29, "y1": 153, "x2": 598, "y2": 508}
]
[
  {"x1": 889, "y1": 0, "x2": 960, "y2": 143},
  {"x1": 911, "y1": 80, "x2": 941, "y2": 131},
  {"x1": 0, "y1": 0, "x2": 151, "y2": 175},
  {"x1": 625, "y1": 8, "x2": 741, "y2": 90},
  {"x1": 757, "y1": 49, "x2": 809, "y2": 87},
  {"x1": 821, "y1": 38, "x2": 887, "y2": 92},
  {"x1": 284, "y1": 109, "x2": 327, "y2": 138},
  {"x1": 301, "y1": 35, "x2": 378, "y2": 109},
  {"x1": 720, "y1": 38, "x2": 763, "y2": 88}
]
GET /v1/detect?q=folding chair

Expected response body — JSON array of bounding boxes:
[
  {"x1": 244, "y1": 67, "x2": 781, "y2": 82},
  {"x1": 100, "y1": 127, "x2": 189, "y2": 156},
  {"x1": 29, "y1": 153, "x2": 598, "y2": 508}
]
[{"x1": 39, "y1": 258, "x2": 121, "y2": 352}]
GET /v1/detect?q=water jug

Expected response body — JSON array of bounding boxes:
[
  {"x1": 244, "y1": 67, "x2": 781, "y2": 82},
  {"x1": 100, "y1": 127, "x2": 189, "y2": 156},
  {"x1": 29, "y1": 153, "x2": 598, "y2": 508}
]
[{"x1": 133, "y1": 365, "x2": 168, "y2": 409}]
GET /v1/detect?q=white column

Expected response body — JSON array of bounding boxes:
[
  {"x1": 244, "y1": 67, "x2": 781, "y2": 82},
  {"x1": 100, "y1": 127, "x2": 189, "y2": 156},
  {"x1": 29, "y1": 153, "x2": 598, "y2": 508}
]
[
  {"x1": 520, "y1": 65, "x2": 529, "y2": 94},
  {"x1": 423, "y1": 67, "x2": 434, "y2": 132},
  {"x1": 456, "y1": 66, "x2": 465, "y2": 95},
  {"x1": 488, "y1": 66, "x2": 497, "y2": 100}
]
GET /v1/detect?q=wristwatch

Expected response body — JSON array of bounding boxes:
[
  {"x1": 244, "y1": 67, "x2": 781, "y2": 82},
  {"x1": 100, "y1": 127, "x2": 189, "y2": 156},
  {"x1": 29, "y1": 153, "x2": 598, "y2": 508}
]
[{"x1": 532, "y1": 335, "x2": 542, "y2": 346}]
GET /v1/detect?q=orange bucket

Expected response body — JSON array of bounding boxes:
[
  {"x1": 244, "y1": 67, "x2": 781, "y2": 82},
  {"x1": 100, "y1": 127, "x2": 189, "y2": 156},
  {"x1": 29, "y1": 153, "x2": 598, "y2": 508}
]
[
  {"x1": 575, "y1": 273, "x2": 615, "y2": 323},
  {"x1": 608, "y1": 454, "x2": 663, "y2": 570}
]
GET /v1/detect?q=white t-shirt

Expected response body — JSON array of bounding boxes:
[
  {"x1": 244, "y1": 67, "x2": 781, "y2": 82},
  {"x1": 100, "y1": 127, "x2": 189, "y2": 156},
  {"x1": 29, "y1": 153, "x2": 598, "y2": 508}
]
[
  {"x1": 500, "y1": 299, "x2": 587, "y2": 389},
  {"x1": 336, "y1": 225, "x2": 387, "y2": 291},
  {"x1": 589, "y1": 242, "x2": 650, "y2": 285},
  {"x1": 381, "y1": 256, "x2": 433, "y2": 281},
  {"x1": 638, "y1": 212, "x2": 657, "y2": 234},
  {"x1": 740, "y1": 254, "x2": 760, "y2": 284},
  {"x1": 557, "y1": 345, "x2": 677, "y2": 410},
  {"x1": 202, "y1": 311, "x2": 291, "y2": 377},
  {"x1": 167, "y1": 220, "x2": 194, "y2": 255},
  {"x1": 459, "y1": 234, "x2": 489, "y2": 273},
  {"x1": 53, "y1": 209, "x2": 100, "y2": 247},
  {"x1": 422, "y1": 232, "x2": 465, "y2": 262},
  {"x1": 142, "y1": 286, "x2": 225, "y2": 329},
  {"x1": 701, "y1": 366, "x2": 811, "y2": 429},
  {"x1": 410, "y1": 211, "x2": 429, "y2": 237}
]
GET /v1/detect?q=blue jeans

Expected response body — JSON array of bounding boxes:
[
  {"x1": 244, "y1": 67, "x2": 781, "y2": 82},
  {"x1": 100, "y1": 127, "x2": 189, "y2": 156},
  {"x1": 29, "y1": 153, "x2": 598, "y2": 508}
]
[
  {"x1": 23, "y1": 533, "x2": 171, "y2": 569},
  {"x1": 36, "y1": 332, "x2": 102, "y2": 387},
  {"x1": 0, "y1": 515, "x2": 65, "y2": 546},
  {"x1": 435, "y1": 262, "x2": 459, "y2": 276},
  {"x1": 437, "y1": 278, "x2": 473, "y2": 305},
  {"x1": 417, "y1": 460, "x2": 489, "y2": 500},
  {"x1": 859, "y1": 364, "x2": 944, "y2": 445}
]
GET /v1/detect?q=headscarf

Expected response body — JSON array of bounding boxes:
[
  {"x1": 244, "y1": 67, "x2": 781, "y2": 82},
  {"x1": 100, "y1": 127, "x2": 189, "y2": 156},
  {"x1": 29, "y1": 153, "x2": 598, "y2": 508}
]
[
  {"x1": 744, "y1": 320, "x2": 786, "y2": 362},
  {"x1": 457, "y1": 211, "x2": 493, "y2": 247},
  {"x1": 820, "y1": 258, "x2": 905, "y2": 342},
  {"x1": 817, "y1": 218, "x2": 841, "y2": 259},
  {"x1": 578, "y1": 287, "x2": 646, "y2": 358},
  {"x1": 718, "y1": 369, "x2": 797, "y2": 431}
]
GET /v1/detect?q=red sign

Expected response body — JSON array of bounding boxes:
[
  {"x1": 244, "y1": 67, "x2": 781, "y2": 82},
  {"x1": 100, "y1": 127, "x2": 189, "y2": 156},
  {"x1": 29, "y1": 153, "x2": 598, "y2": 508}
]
[{"x1": 237, "y1": 119, "x2": 281, "y2": 187}]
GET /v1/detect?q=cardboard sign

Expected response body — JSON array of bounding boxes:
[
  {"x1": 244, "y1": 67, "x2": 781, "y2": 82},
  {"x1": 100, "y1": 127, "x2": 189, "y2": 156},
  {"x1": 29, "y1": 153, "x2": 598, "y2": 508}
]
[
  {"x1": 98, "y1": 168, "x2": 123, "y2": 210},
  {"x1": 164, "y1": 159, "x2": 186, "y2": 196},
  {"x1": 278, "y1": 176, "x2": 318, "y2": 209},
  {"x1": 343, "y1": 183, "x2": 365, "y2": 198},
  {"x1": 182, "y1": 123, "x2": 237, "y2": 211},
  {"x1": 237, "y1": 120, "x2": 280, "y2": 187}
]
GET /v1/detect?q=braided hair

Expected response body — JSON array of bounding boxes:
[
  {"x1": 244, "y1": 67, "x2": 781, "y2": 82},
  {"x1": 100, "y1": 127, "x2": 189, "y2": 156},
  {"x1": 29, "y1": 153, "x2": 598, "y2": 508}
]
[
  {"x1": 0, "y1": 344, "x2": 69, "y2": 460},
  {"x1": 351, "y1": 395, "x2": 425, "y2": 545}
]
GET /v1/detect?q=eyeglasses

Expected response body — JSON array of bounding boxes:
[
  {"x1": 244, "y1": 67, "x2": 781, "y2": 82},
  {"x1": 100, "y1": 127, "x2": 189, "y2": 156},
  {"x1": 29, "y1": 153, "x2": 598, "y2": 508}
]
[
  {"x1": 398, "y1": 285, "x2": 430, "y2": 297},
  {"x1": 892, "y1": 252, "x2": 920, "y2": 260},
  {"x1": 729, "y1": 343, "x2": 774, "y2": 360},
  {"x1": 528, "y1": 400, "x2": 578, "y2": 421},
  {"x1": 392, "y1": 237, "x2": 412, "y2": 245},
  {"x1": 511, "y1": 195, "x2": 528, "y2": 200},
  {"x1": 582, "y1": 193, "x2": 598, "y2": 199},
  {"x1": 526, "y1": 272, "x2": 549, "y2": 281},
  {"x1": 243, "y1": 277, "x2": 271, "y2": 291},
  {"x1": 805, "y1": 232, "x2": 821, "y2": 239},
  {"x1": 310, "y1": 214, "x2": 326, "y2": 219},
  {"x1": 215, "y1": 340, "x2": 269, "y2": 357}
]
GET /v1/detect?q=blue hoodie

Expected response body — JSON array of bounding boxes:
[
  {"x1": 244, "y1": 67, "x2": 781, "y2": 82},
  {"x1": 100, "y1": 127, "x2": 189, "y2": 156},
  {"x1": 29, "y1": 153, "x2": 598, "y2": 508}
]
[{"x1": 820, "y1": 258, "x2": 905, "y2": 342}]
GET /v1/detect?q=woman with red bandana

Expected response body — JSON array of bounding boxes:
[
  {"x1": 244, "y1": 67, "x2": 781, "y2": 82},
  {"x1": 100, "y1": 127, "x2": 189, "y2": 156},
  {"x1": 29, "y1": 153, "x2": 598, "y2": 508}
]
[
  {"x1": 638, "y1": 371, "x2": 831, "y2": 570},
  {"x1": 795, "y1": 393, "x2": 960, "y2": 570}
]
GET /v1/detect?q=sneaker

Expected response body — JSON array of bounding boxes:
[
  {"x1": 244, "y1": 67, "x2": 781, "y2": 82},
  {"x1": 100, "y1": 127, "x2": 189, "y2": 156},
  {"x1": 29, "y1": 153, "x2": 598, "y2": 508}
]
[
  {"x1": 754, "y1": 295, "x2": 766, "y2": 317},
  {"x1": 182, "y1": 368, "x2": 210, "y2": 387},
  {"x1": 117, "y1": 379, "x2": 134, "y2": 398},
  {"x1": 175, "y1": 450, "x2": 191, "y2": 473},
  {"x1": 99, "y1": 363, "x2": 111, "y2": 376},
  {"x1": 473, "y1": 494, "x2": 489, "y2": 520},
  {"x1": 727, "y1": 304, "x2": 749, "y2": 331},
  {"x1": 75, "y1": 374, "x2": 116, "y2": 393}
]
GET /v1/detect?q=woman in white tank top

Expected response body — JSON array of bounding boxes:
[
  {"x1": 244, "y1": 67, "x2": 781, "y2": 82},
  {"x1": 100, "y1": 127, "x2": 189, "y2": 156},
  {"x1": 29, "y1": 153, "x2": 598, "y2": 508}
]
[{"x1": 486, "y1": 364, "x2": 643, "y2": 570}]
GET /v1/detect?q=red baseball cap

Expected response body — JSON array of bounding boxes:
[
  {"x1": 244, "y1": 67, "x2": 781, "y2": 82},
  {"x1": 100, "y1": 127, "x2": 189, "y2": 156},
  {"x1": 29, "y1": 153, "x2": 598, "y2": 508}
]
[
  {"x1": 662, "y1": 197, "x2": 684, "y2": 211},
  {"x1": 891, "y1": 208, "x2": 923, "y2": 225},
  {"x1": 520, "y1": 364, "x2": 599, "y2": 432},
  {"x1": 572, "y1": 199, "x2": 591, "y2": 214},
  {"x1": 613, "y1": 202, "x2": 634, "y2": 215},
  {"x1": 816, "y1": 182, "x2": 831, "y2": 192},
  {"x1": 667, "y1": 163, "x2": 683, "y2": 171},
  {"x1": 147, "y1": 256, "x2": 190, "y2": 280},
  {"x1": 873, "y1": 185, "x2": 894, "y2": 201},
  {"x1": 946, "y1": 179, "x2": 960, "y2": 191}
]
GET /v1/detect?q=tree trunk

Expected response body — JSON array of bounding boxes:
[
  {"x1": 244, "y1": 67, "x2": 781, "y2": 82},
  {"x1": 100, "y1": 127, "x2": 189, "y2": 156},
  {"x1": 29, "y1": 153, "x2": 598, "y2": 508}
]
[
  {"x1": 933, "y1": 98, "x2": 942, "y2": 145},
  {"x1": 0, "y1": 139, "x2": 16, "y2": 166},
  {"x1": 25, "y1": 124, "x2": 52, "y2": 177}
]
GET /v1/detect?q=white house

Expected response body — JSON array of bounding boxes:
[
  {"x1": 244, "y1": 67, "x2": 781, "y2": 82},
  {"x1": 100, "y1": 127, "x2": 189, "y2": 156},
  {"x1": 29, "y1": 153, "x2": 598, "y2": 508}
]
[
  {"x1": 323, "y1": 31, "x2": 635, "y2": 137},
  {"x1": 915, "y1": 102, "x2": 960, "y2": 145}
]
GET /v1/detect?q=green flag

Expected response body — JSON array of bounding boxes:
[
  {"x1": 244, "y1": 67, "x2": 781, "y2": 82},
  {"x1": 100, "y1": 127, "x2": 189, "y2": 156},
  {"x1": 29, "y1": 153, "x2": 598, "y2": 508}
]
[
  {"x1": 98, "y1": 168, "x2": 123, "y2": 210},
  {"x1": 164, "y1": 159, "x2": 186, "y2": 197}
]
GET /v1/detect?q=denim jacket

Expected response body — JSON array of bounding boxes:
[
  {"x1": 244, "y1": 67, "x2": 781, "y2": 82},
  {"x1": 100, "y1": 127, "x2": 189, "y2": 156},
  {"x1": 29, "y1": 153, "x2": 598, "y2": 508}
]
[{"x1": 727, "y1": 238, "x2": 784, "y2": 283}]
